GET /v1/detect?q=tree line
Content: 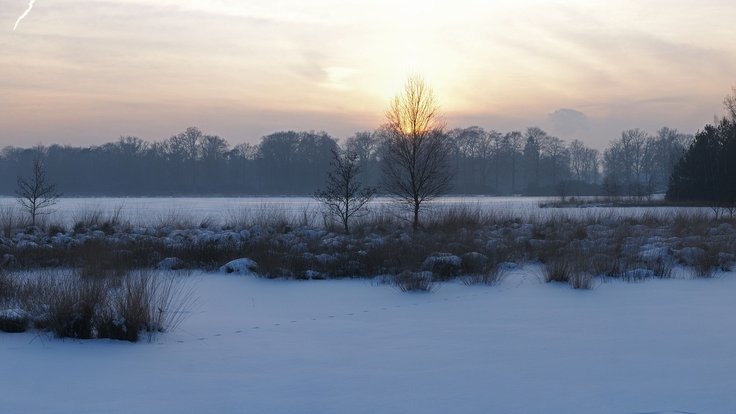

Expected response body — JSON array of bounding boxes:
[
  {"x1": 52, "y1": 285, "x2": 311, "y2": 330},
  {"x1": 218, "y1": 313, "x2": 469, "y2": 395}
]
[
  {"x1": 5, "y1": 75, "x2": 731, "y2": 233},
  {"x1": 0, "y1": 124, "x2": 690, "y2": 197}
]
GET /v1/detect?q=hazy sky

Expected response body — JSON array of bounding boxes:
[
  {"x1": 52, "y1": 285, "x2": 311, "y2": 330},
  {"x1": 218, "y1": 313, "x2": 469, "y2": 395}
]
[{"x1": 1, "y1": 0, "x2": 735, "y2": 148}]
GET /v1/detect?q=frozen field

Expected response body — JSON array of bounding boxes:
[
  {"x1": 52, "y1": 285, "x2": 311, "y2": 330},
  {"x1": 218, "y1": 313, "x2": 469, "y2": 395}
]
[
  {"x1": 0, "y1": 196, "x2": 715, "y2": 227},
  {"x1": 1, "y1": 269, "x2": 735, "y2": 414}
]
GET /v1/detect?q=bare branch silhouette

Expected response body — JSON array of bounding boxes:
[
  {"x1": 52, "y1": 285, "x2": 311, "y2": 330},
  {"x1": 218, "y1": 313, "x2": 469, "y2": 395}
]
[
  {"x1": 382, "y1": 76, "x2": 453, "y2": 229},
  {"x1": 16, "y1": 156, "x2": 61, "y2": 227},
  {"x1": 314, "y1": 149, "x2": 376, "y2": 234}
]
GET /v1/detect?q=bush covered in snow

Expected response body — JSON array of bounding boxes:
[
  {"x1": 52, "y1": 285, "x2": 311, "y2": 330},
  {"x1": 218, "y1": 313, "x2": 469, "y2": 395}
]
[
  {"x1": 0, "y1": 308, "x2": 30, "y2": 333},
  {"x1": 0, "y1": 207, "x2": 733, "y2": 286},
  {"x1": 219, "y1": 258, "x2": 258, "y2": 275},
  {"x1": 421, "y1": 253, "x2": 462, "y2": 280}
]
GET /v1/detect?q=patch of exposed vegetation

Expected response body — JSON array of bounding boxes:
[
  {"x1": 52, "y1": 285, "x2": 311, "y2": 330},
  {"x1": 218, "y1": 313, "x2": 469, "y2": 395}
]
[{"x1": 0, "y1": 206, "x2": 732, "y2": 287}]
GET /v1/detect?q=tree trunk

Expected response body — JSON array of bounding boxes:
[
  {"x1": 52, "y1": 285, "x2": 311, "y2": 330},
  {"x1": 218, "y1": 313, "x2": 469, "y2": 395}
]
[
  {"x1": 511, "y1": 154, "x2": 516, "y2": 192},
  {"x1": 413, "y1": 203, "x2": 420, "y2": 230}
]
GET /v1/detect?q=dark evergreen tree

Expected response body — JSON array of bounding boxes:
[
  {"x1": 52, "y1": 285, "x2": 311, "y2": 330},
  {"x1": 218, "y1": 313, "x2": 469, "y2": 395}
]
[{"x1": 667, "y1": 119, "x2": 736, "y2": 214}]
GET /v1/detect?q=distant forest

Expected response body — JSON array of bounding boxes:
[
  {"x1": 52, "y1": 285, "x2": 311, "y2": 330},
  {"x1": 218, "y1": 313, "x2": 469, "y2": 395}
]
[{"x1": 0, "y1": 126, "x2": 691, "y2": 196}]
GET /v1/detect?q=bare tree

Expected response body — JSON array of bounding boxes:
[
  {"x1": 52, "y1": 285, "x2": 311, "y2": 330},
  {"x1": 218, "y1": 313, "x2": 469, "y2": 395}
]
[
  {"x1": 569, "y1": 140, "x2": 600, "y2": 184},
  {"x1": 650, "y1": 127, "x2": 691, "y2": 191},
  {"x1": 544, "y1": 136, "x2": 569, "y2": 185},
  {"x1": 314, "y1": 149, "x2": 376, "y2": 234},
  {"x1": 346, "y1": 131, "x2": 379, "y2": 165},
  {"x1": 724, "y1": 84, "x2": 736, "y2": 121},
  {"x1": 569, "y1": 140, "x2": 587, "y2": 181},
  {"x1": 504, "y1": 131, "x2": 523, "y2": 192},
  {"x1": 382, "y1": 76, "x2": 453, "y2": 229},
  {"x1": 16, "y1": 156, "x2": 61, "y2": 227},
  {"x1": 523, "y1": 127, "x2": 547, "y2": 188}
]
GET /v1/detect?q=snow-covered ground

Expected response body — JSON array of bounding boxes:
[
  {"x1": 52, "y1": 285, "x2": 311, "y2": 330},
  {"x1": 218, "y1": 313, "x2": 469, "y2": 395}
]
[
  {"x1": 0, "y1": 196, "x2": 716, "y2": 227},
  {"x1": 2, "y1": 269, "x2": 735, "y2": 413}
]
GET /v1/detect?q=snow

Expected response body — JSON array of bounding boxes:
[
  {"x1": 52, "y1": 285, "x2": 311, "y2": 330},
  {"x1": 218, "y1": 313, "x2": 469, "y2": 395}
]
[
  {"x1": 2, "y1": 269, "x2": 735, "y2": 413},
  {"x1": 0, "y1": 196, "x2": 719, "y2": 227},
  {"x1": 622, "y1": 268, "x2": 657, "y2": 280},
  {"x1": 0, "y1": 308, "x2": 28, "y2": 320},
  {"x1": 675, "y1": 247, "x2": 706, "y2": 265},
  {"x1": 639, "y1": 245, "x2": 671, "y2": 262},
  {"x1": 219, "y1": 258, "x2": 258, "y2": 275},
  {"x1": 422, "y1": 253, "x2": 463, "y2": 274},
  {"x1": 422, "y1": 253, "x2": 462, "y2": 268}
]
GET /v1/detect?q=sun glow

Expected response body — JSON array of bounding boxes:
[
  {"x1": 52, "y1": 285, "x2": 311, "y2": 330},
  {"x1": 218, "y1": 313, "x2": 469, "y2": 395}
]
[{"x1": 2, "y1": 0, "x2": 735, "y2": 146}]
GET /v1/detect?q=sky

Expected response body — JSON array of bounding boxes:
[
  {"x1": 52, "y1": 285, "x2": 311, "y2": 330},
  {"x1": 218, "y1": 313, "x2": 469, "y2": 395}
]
[{"x1": 1, "y1": 0, "x2": 735, "y2": 149}]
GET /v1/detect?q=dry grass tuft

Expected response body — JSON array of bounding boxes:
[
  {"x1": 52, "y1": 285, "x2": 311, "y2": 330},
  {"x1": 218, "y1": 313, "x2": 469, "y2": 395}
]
[
  {"x1": 392, "y1": 271, "x2": 434, "y2": 292},
  {"x1": 0, "y1": 269, "x2": 194, "y2": 341}
]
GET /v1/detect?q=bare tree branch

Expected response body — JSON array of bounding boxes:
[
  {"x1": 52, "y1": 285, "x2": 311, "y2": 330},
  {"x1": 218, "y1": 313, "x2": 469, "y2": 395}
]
[
  {"x1": 381, "y1": 75, "x2": 453, "y2": 229},
  {"x1": 725, "y1": 84, "x2": 736, "y2": 122},
  {"x1": 314, "y1": 148, "x2": 376, "y2": 234},
  {"x1": 16, "y1": 156, "x2": 61, "y2": 227}
]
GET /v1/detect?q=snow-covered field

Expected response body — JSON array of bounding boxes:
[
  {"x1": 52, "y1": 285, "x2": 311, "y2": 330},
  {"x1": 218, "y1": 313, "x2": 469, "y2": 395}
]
[
  {"x1": 0, "y1": 196, "x2": 716, "y2": 227},
  {"x1": 2, "y1": 269, "x2": 735, "y2": 414}
]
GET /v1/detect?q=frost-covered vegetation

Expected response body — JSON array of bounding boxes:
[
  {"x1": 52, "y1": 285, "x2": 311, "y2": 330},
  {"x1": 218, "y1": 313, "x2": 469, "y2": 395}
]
[
  {"x1": 0, "y1": 205, "x2": 732, "y2": 291},
  {"x1": 2, "y1": 196, "x2": 734, "y2": 341}
]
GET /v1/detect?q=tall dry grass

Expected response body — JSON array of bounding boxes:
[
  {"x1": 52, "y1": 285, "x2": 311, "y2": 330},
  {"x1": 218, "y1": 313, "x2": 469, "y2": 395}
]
[{"x1": 0, "y1": 269, "x2": 195, "y2": 341}]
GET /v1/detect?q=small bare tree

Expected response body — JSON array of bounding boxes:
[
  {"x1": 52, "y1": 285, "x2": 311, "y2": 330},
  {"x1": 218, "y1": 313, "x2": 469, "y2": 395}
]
[
  {"x1": 382, "y1": 75, "x2": 453, "y2": 229},
  {"x1": 724, "y1": 84, "x2": 736, "y2": 121},
  {"x1": 314, "y1": 149, "x2": 376, "y2": 234},
  {"x1": 16, "y1": 157, "x2": 61, "y2": 227}
]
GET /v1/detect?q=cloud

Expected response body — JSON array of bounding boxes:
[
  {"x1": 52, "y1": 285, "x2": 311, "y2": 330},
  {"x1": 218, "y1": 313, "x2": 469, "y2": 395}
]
[
  {"x1": 1, "y1": 0, "x2": 734, "y2": 147},
  {"x1": 548, "y1": 108, "x2": 590, "y2": 138},
  {"x1": 321, "y1": 67, "x2": 354, "y2": 91}
]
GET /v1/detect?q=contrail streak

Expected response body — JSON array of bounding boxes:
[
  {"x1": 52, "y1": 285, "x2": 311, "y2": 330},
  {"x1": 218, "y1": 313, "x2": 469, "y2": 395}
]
[{"x1": 13, "y1": 0, "x2": 36, "y2": 31}]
